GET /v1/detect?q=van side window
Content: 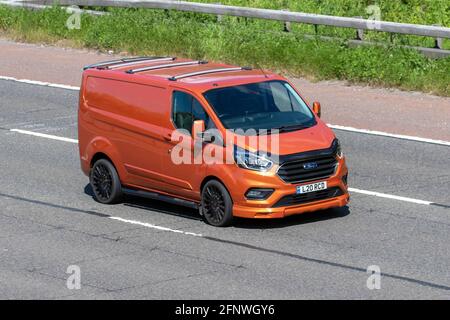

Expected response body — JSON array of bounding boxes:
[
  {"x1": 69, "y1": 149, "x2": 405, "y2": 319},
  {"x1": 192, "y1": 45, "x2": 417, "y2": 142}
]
[{"x1": 172, "y1": 91, "x2": 212, "y2": 133}]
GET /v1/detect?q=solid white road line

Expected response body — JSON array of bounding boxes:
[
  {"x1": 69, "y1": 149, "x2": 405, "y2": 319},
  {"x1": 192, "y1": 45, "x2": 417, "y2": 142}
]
[
  {"x1": 328, "y1": 124, "x2": 450, "y2": 147},
  {"x1": 2, "y1": 75, "x2": 449, "y2": 147},
  {"x1": 109, "y1": 216, "x2": 203, "y2": 237},
  {"x1": 10, "y1": 129, "x2": 79, "y2": 143},
  {"x1": 7, "y1": 127, "x2": 444, "y2": 207},
  {"x1": 348, "y1": 187, "x2": 432, "y2": 205}
]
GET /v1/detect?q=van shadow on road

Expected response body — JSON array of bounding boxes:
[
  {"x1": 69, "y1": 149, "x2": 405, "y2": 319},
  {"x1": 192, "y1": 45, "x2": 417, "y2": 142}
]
[
  {"x1": 84, "y1": 184, "x2": 202, "y2": 221},
  {"x1": 84, "y1": 184, "x2": 350, "y2": 229},
  {"x1": 233, "y1": 206, "x2": 350, "y2": 229}
]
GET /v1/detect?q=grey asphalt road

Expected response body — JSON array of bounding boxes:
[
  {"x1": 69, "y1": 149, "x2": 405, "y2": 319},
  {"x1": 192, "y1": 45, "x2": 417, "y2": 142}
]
[{"x1": 0, "y1": 79, "x2": 449, "y2": 299}]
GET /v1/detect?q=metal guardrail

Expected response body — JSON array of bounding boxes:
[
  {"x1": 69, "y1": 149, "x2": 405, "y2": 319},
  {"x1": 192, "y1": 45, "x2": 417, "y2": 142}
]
[
  {"x1": 7, "y1": 0, "x2": 450, "y2": 57},
  {"x1": 0, "y1": 0, "x2": 106, "y2": 14},
  {"x1": 26, "y1": 0, "x2": 450, "y2": 39}
]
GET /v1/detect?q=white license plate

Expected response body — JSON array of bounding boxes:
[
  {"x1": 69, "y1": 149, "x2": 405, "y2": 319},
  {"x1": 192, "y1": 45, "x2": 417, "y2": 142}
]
[{"x1": 296, "y1": 181, "x2": 327, "y2": 194}]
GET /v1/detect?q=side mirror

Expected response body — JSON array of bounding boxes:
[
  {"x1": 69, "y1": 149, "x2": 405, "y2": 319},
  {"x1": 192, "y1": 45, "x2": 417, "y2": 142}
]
[
  {"x1": 192, "y1": 120, "x2": 205, "y2": 141},
  {"x1": 312, "y1": 101, "x2": 321, "y2": 118}
]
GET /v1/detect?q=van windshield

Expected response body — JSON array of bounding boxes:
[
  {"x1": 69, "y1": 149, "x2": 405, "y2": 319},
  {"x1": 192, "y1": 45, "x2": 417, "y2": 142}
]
[{"x1": 203, "y1": 80, "x2": 316, "y2": 132}]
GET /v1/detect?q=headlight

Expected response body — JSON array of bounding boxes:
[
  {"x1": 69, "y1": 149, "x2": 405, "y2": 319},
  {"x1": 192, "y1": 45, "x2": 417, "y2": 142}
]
[
  {"x1": 234, "y1": 146, "x2": 273, "y2": 172},
  {"x1": 335, "y1": 139, "x2": 343, "y2": 158}
]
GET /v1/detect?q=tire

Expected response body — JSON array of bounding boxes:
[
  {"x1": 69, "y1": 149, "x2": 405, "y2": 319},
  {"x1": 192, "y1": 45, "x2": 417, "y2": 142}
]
[
  {"x1": 201, "y1": 180, "x2": 233, "y2": 227},
  {"x1": 89, "y1": 158, "x2": 123, "y2": 204}
]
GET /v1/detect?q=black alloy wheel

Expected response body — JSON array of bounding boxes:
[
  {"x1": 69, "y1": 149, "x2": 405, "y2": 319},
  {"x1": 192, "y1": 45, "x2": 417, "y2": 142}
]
[
  {"x1": 201, "y1": 180, "x2": 233, "y2": 227},
  {"x1": 90, "y1": 159, "x2": 123, "y2": 204}
]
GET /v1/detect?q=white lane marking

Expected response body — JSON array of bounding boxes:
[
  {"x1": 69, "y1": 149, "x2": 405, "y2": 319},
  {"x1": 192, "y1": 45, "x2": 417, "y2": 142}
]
[
  {"x1": 0, "y1": 76, "x2": 80, "y2": 91},
  {"x1": 109, "y1": 216, "x2": 203, "y2": 237},
  {"x1": 7, "y1": 127, "x2": 444, "y2": 207},
  {"x1": 2, "y1": 75, "x2": 449, "y2": 147},
  {"x1": 10, "y1": 129, "x2": 78, "y2": 143},
  {"x1": 328, "y1": 124, "x2": 450, "y2": 147},
  {"x1": 348, "y1": 187, "x2": 432, "y2": 205}
]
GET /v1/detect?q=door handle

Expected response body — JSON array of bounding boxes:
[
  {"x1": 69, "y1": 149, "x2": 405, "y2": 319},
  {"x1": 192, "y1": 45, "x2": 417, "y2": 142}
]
[{"x1": 163, "y1": 133, "x2": 172, "y2": 141}]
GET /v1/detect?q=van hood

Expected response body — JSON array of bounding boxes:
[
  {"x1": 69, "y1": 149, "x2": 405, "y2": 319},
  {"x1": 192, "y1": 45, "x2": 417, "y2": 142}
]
[{"x1": 231, "y1": 120, "x2": 335, "y2": 156}]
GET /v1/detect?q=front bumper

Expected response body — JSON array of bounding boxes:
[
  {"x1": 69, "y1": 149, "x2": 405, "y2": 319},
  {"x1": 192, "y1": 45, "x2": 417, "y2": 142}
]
[
  {"x1": 230, "y1": 159, "x2": 349, "y2": 219},
  {"x1": 233, "y1": 192, "x2": 349, "y2": 218}
]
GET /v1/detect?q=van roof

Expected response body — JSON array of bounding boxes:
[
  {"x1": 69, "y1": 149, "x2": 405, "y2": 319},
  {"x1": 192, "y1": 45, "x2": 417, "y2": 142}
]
[{"x1": 83, "y1": 56, "x2": 282, "y2": 92}]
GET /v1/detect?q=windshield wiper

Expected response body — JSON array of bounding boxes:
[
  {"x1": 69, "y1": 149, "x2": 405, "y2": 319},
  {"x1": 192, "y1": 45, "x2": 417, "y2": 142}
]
[{"x1": 273, "y1": 124, "x2": 311, "y2": 133}]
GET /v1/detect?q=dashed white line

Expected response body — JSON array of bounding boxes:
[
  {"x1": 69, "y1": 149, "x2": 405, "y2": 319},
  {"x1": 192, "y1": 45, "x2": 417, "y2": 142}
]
[
  {"x1": 6, "y1": 127, "x2": 446, "y2": 207},
  {"x1": 1, "y1": 75, "x2": 449, "y2": 147},
  {"x1": 109, "y1": 216, "x2": 203, "y2": 237},
  {"x1": 10, "y1": 129, "x2": 79, "y2": 143}
]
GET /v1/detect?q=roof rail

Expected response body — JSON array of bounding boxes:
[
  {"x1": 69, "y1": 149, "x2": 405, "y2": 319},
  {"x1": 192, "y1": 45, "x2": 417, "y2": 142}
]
[
  {"x1": 106, "y1": 57, "x2": 176, "y2": 70},
  {"x1": 126, "y1": 60, "x2": 208, "y2": 74},
  {"x1": 168, "y1": 66, "x2": 252, "y2": 81},
  {"x1": 83, "y1": 56, "x2": 175, "y2": 70}
]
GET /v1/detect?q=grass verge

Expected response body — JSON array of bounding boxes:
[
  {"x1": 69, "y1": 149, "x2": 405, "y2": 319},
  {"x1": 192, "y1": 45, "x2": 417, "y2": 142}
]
[{"x1": 0, "y1": 5, "x2": 449, "y2": 96}]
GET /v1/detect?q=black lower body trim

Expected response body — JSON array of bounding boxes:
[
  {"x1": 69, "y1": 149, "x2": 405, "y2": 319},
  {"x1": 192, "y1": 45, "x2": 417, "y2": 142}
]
[{"x1": 122, "y1": 188, "x2": 199, "y2": 210}]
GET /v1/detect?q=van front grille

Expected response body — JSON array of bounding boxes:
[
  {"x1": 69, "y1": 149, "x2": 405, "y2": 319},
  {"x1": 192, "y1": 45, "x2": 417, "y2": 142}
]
[
  {"x1": 273, "y1": 187, "x2": 343, "y2": 207},
  {"x1": 277, "y1": 155, "x2": 338, "y2": 184}
]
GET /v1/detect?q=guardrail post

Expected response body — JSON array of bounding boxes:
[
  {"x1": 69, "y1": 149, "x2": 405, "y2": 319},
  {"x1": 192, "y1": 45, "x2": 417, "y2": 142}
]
[
  {"x1": 433, "y1": 24, "x2": 443, "y2": 49},
  {"x1": 355, "y1": 16, "x2": 364, "y2": 40},
  {"x1": 282, "y1": 9, "x2": 291, "y2": 32}
]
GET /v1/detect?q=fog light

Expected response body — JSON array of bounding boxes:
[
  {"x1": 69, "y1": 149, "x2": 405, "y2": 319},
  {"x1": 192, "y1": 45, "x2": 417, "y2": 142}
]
[{"x1": 245, "y1": 188, "x2": 274, "y2": 200}]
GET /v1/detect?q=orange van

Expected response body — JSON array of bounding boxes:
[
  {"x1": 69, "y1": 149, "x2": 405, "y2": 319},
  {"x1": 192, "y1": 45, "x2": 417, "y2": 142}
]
[{"x1": 78, "y1": 56, "x2": 349, "y2": 226}]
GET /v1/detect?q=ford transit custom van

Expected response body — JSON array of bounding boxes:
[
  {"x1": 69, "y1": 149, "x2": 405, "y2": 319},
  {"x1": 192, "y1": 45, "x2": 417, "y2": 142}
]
[{"x1": 78, "y1": 57, "x2": 349, "y2": 226}]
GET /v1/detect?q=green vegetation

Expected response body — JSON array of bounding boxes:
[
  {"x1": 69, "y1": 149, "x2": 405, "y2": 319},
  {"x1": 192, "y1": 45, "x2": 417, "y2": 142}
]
[
  {"x1": 0, "y1": 2, "x2": 449, "y2": 95},
  {"x1": 190, "y1": 0, "x2": 449, "y2": 25},
  {"x1": 191, "y1": 0, "x2": 450, "y2": 49}
]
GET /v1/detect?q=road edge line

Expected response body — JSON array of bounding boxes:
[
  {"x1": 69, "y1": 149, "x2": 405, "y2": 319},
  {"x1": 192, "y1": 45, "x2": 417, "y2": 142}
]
[
  {"x1": 328, "y1": 124, "x2": 450, "y2": 147},
  {"x1": 2, "y1": 75, "x2": 450, "y2": 146},
  {"x1": 10, "y1": 129, "x2": 79, "y2": 143}
]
